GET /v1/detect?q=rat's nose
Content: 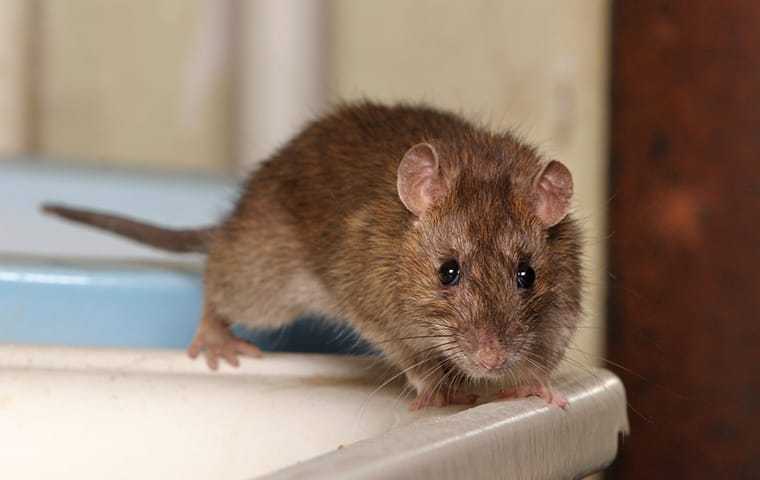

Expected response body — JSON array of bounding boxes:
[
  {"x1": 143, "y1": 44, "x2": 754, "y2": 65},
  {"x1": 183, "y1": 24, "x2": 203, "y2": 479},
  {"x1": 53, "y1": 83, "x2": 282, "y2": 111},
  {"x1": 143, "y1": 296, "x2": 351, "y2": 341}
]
[{"x1": 475, "y1": 342, "x2": 508, "y2": 370}]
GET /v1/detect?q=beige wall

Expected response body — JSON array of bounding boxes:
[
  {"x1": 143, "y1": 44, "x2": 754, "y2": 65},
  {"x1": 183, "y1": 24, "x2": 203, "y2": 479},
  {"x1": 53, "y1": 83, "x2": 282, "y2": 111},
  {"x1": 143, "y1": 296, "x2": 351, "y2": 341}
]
[
  {"x1": 330, "y1": 0, "x2": 610, "y2": 366},
  {"x1": 0, "y1": 0, "x2": 32, "y2": 154},
  {"x1": 36, "y1": 0, "x2": 232, "y2": 171}
]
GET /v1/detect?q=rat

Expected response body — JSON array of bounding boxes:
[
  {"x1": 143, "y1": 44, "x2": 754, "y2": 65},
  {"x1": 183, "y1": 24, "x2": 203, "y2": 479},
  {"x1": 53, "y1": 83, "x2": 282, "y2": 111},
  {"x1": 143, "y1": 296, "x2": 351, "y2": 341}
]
[{"x1": 42, "y1": 101, "x2": 582, "y2": 410}]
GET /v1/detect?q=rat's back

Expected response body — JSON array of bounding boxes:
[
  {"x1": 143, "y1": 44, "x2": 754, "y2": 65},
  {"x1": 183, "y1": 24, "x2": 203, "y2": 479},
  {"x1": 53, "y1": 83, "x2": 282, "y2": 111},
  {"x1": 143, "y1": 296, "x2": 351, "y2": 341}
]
[{"x1": 229, "y1": 102, "x2": 478, "y2": 266}]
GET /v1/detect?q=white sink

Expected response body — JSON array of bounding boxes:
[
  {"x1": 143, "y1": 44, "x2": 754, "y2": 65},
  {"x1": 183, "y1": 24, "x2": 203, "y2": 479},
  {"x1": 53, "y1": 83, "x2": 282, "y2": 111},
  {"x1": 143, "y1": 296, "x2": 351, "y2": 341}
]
[{"x1": 0, "y1": 345, "x2": 628, "y2": 479}]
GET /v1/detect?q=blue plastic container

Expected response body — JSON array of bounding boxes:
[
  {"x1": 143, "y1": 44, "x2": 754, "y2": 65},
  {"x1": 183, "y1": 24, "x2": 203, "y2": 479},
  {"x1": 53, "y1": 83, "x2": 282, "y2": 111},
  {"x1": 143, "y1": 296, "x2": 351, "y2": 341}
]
[{"x1": 0, "y1": 158, "x2": 370, "y2": 354}]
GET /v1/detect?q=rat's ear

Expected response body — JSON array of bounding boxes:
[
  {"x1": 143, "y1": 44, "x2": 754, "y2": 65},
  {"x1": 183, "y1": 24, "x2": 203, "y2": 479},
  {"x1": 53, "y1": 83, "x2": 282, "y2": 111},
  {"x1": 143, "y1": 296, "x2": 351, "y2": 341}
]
[
  {"x1": 534, "y1": 160, "x2": 573, "y2": 227},
  {"x1": 397, "y1": 143, "x2": 447, "y2": 217}
]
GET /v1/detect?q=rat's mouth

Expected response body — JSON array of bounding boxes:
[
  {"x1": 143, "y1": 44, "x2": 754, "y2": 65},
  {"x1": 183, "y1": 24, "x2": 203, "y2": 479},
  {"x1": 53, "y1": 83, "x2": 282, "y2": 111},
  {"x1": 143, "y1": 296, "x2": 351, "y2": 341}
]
[
  {"x1": 447, "y1": 336, "x2": 536, "y2": 381},
  {"x1": 453, "y1": 349, "x2": 515, "y2": 380}
]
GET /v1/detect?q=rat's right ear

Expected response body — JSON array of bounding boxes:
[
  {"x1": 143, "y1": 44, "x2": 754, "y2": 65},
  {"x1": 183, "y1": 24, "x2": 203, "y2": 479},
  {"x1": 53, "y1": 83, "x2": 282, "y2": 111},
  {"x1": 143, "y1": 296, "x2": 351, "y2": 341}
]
[
  {"x1": 534, "y1": 160, "x2": 574, "y2": 227},
  {"x1": 397, "y1": 143, "x2": 446, "y2": 217}
]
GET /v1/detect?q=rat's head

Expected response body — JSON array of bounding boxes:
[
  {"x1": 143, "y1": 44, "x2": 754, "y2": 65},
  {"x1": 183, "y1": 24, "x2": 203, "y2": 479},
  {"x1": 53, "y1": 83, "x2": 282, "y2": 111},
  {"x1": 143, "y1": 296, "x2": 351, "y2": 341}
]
[{"x1": 395, "y1": 140, "x2": 582, "y2": 384}]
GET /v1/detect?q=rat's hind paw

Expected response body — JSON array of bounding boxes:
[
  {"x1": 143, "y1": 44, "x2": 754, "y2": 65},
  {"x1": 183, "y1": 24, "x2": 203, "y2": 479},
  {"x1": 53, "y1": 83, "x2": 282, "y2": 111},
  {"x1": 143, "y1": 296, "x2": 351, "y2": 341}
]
[
  {"x1": 496, "y1": 384, "x2": 568, "y2": 409},
  {"x1": 187, "y1": 331, "x2": 262, "y2": 370}
]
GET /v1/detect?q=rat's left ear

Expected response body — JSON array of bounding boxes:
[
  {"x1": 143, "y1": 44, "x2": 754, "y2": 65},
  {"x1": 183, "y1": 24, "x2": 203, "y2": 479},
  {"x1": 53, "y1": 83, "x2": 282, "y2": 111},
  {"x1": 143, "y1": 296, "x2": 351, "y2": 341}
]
[
  {"x1": 397, "y1": 143, "x2": 447, "y2": 217},
  {"x1": 534, "y1": 160, "x2": 573, "y2": 227}
]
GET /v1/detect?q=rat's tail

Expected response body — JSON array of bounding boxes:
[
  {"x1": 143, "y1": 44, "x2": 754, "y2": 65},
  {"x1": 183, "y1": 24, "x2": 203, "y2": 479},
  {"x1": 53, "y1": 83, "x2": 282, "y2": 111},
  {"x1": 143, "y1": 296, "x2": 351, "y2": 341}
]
[{"x1": 41, "y1": 203, "x2": 214, "y2": 254}]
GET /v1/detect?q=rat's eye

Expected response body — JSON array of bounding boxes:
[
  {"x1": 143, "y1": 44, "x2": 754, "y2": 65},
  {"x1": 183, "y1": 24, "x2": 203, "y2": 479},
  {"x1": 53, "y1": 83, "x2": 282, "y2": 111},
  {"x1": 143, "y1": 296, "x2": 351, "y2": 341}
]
[
  {"x1": 438, "y1": 259, "x2": 461, "y2": 286},
  {"x1": 516, "y1": 262, "x2": 535, "y2": 289}
]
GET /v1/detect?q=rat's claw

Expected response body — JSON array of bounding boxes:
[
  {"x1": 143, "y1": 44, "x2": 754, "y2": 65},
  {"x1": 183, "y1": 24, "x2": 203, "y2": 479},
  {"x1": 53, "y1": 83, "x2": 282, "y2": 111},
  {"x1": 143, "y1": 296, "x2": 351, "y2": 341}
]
[
  {"x1": 497, "y1": 384, "x2": 568, "y2": 409},
  {"x1": 449, "y1": 391, "x2": 479, "y2": 405},
  {"x1": 230, "y1": 339, "x2": 264, "y2": 358},
  {"x1": 187, "y1": 341, "x2": 202, "y2": 359},
  {"x1": 187, "y1": 331, "x2": 263, "y2": 370},
  {"x1": 222, "y1": 348, "x2": 240, "y2": 367},
  {"x1": 206, "y1": 351, "x2": 220, "y2": 370},
  {"x1": 410, "y1": 391, "x2": 445, "y2": 410}
]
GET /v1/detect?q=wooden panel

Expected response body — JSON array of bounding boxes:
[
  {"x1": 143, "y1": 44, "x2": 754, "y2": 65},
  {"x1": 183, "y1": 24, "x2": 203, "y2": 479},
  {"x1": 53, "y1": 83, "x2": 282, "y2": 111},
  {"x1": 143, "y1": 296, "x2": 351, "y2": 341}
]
[{"x1": 609, "y1": 1, "x2": 760, "y2": 478}]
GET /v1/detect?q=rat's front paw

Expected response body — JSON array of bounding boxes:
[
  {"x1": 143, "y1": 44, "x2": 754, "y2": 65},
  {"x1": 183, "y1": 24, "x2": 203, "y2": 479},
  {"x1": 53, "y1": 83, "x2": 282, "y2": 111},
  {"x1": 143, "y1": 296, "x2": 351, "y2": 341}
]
[
  {"x1": 410, "y1": 389, "x2": 478, "y2": 411},
  {"x1": 496, "y1": 384, "x2": 568, "y2": 409},
  {"x1": 187, "y1": 326, "x2": 262, "y2": 370}
]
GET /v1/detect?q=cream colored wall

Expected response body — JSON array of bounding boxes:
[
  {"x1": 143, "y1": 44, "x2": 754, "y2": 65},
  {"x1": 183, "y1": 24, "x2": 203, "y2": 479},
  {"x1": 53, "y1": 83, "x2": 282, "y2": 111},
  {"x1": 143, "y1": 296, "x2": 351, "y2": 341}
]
[
  {"x1": 330, "y1": 0, "x2": 610, "y2": 366},
  {"x1": 0, "y1": 0, "x2": 31, "y2": 155},
  {"x1": 36, "y1": 0, "x2": 232, "y2": 171}
]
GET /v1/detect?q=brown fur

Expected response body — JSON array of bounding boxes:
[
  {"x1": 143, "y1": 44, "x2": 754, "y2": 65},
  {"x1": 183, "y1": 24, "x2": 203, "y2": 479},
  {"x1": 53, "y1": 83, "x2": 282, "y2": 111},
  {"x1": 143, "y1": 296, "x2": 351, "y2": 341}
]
[{"x1": 42, "y1": 101, "x2": 583, "y2": 408}]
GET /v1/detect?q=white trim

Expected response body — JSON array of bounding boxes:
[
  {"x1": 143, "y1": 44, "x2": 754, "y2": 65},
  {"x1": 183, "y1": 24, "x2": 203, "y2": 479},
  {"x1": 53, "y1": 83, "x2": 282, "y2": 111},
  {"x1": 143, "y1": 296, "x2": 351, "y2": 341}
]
[{"x1": 236, "y1": 0, "x2": 329, "y2": 172}]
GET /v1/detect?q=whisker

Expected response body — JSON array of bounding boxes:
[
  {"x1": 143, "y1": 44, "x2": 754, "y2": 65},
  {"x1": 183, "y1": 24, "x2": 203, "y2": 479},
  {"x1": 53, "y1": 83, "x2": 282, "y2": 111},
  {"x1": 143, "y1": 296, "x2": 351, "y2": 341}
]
[
  {"x1": 430, "y1": 363, "x2": 457, "y2": 405},
  {"x1": 564, "y1": 346, "x2": 650, "y2": 382},
  {"x1": 394, "y1": 360, "x2": 449, "y2": 409},
  {"x1": 373, "y1": 334, "x2": 456, "y2": 346},
  {"x1": 360, "y1": 357, "x2": 435, "y2": 412},
  {"x1": 523, "y1": 348, "x2": 655, "y2": 423},
  {"x1": 362, "y1": 339, "x2": 464, "y2": 410},
  {"x1": 566, "y1": 344, "x2": 690, "y2": 402}
]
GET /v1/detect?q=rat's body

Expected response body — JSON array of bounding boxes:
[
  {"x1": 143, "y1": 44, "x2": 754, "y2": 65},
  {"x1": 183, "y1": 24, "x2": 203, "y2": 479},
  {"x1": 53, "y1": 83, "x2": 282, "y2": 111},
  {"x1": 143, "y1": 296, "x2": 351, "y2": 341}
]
[{"x1": 44, "y1": 102, "x2": 582, "y2": 409}]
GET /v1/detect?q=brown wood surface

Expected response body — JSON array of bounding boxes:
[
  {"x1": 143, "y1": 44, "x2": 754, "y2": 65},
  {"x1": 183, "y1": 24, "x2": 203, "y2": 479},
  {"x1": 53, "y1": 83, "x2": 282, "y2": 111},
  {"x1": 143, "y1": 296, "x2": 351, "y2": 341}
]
[{"x1": 608, "y1": 2, "x2": 760, "y2": 478}]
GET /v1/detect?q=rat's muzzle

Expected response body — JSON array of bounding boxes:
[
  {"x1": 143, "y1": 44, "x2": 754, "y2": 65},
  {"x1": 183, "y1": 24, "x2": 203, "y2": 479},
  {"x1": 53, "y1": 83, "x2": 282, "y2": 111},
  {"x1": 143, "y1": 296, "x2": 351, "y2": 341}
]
[
  {"x1": 475, "y1": 343, "x2": 508, "y2": 370},
  {"x1": 469, "y1": 335, "x2": 509, "y2": 373}
]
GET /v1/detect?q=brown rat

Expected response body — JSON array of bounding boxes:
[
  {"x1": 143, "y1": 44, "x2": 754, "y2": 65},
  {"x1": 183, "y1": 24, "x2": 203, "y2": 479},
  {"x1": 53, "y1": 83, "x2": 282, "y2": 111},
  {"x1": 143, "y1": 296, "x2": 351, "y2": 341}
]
[{"x1": 42, "y1": 101, "x2": 582, "y2": 410}]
